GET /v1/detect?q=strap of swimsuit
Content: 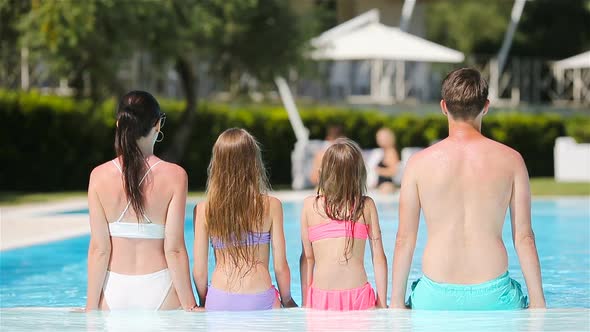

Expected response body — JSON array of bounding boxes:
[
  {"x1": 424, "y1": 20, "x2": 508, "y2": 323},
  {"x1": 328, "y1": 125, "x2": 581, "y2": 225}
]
[{"x1": 112, "y1": 159, "x2": 163, "y2": 223}]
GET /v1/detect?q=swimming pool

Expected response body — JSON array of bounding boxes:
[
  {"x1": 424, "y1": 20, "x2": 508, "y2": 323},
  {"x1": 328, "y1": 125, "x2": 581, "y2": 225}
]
[{"x1": 1, "y1": 198, "x2": 589, "y2": 330}]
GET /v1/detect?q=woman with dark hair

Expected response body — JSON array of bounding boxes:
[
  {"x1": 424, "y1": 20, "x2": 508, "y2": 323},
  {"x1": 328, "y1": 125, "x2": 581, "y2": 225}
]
[{"x1": 85, "y1": 91, "x2": 197, "y2": 311}]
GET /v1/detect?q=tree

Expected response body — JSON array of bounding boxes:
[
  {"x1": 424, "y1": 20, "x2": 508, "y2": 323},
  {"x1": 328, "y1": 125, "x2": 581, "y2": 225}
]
[
  {"x1": 425, "y1": 1, "x2": 511, "y2": 56},
  {"x1": 13, "y1": 0, "x2": 315, "y2": 162},
  {"x1": 512, "y1": 0, "x2": 590, "y2": 58},
  {"x1": 426, "y1": 0, "x2": 590, "y2": 58},
  {"x1": 139, "y1": 0, "x2": 313, "y2": 162},
  {"x1": 0, "y1": 0, "x2": 31, "y2": 89},
  {"x1": 17, "y1": 0, "x2": 149, "y2": 100}
]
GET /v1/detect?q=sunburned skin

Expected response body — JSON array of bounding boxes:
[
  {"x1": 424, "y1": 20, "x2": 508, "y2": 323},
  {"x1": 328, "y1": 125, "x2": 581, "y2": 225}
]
[{"x1": 391, "y1": 95, "x2": 546, "y2": 309}]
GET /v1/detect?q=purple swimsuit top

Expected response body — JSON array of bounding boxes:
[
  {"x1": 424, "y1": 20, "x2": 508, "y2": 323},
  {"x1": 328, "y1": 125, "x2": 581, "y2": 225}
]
[{"x1": 211, "y1": 231, "x2": 271, "y2": 249}]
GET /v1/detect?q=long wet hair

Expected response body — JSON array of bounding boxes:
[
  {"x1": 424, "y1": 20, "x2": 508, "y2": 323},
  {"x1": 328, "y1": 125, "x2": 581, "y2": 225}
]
[
  {"x1": 114, "y1": 91, "x2": 162, "y2": 220},
  {"x1": 316, "y1": 138, "x2": 367, "y2": 259},
  {"x1": 206, "y1": 128, "x2": 270, "y2": 274}
]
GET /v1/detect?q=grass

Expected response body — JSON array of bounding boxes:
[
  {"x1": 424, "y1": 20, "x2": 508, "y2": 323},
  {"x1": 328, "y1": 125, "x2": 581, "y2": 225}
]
[
  {"x1": 529, "y1": 178, "x2": 590, "y2": 196},
  {"x1": 0, "y1": 191, "x2": 206, "y2": 206},
  {"x1": 0, "y1": 191, "x2": 86, "y2": 206},
  {"x1": 0, "y1": 178, "x2": 588, "y2": 206}
]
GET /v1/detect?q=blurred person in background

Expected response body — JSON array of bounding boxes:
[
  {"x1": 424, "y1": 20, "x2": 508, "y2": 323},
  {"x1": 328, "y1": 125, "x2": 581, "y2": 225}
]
[{"x1": 375, "y1": 128, "x2": 400, "y2": 193}]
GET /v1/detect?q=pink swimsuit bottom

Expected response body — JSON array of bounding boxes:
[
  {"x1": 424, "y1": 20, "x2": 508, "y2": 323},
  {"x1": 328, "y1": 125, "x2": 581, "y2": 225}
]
[{"x1": 306, "y1": 219, "x2": 376, "y2": 311}]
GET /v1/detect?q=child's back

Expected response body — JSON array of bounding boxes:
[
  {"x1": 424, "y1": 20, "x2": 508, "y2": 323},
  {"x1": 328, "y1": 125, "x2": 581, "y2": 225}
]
[
  {"x1": 300, "y1": 138, "x2": 388, "y2": 311},
  {"x1": 302, "y1": 196, "x2": 374, "y2": 290}
]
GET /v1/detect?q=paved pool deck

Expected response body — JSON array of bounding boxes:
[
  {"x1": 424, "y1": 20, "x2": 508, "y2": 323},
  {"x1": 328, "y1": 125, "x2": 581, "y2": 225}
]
[
  {"x1": 0, "y1": 190, "x2": 400, "y2": 251},
  {"x1": 3, "y1": 192, "x2": 588, "y2": 252}
]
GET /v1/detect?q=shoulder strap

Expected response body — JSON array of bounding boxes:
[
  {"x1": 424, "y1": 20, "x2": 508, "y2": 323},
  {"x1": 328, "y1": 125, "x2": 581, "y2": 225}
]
[
  {"x1": 112, "y1": 159, "x2": 123, "y2": 173},
  {"x1": 138, "y1": 160, "x2": 163, "y2": 185},
  {"x1": 115, "y1": 160, "x2": 164, "y2": 222}
]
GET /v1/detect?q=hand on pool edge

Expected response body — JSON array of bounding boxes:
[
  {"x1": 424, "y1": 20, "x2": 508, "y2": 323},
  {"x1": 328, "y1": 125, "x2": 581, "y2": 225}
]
[
  {"x1": 389, "y1": 302, "x2": 411, "y2": 310},
  {"x1": 186, "y1": 304, "x2": 204, "y2": 312},
  {"x1": 282, "y1": 297, "x2": 299, "y2": 308},
  {"x1": 528, "y1": 301, "x2": 547, "y2": 309}
]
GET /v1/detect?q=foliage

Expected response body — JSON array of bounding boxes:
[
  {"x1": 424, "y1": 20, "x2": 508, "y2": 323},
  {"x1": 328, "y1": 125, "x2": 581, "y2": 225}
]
[
  {"x1": 513, "y1": 0, "x2": 590, "y2": 58},
  {"x1": 425, "y1": 0, "x2": 590, "y2": 57},
  {"x1": 0, "y1": 0, "x2": 31, "y2": 88},
  {"x1": 1, "y1": 90, "x2": 584, "y2": 190},
  {"x1": 565, "y1": 116, "x2": 590, "y2": 143},
  {"x1": 12, "y1": 0, "x2": 313, "y2": 99},
  {"x1": 425, "y1": 1, "x2": 511, "y2": 55}
]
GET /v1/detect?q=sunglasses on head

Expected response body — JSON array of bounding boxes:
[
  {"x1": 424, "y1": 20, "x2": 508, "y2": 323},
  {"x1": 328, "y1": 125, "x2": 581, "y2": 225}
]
[{"x1": 158, "y1": 112, "x2": 166, "y2": 129}]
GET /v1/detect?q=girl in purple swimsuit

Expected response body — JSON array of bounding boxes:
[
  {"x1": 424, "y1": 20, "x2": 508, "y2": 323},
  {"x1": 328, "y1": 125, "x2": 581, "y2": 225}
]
[{"x1": 193, "y1": 128, "x2": 298, "y2": 311}]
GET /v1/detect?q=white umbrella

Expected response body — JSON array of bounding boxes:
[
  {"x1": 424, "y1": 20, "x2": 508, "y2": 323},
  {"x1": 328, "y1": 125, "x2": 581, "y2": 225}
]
[
  {"x1": 311, "y1": 22, "x2": 464, "y2": 63},
  {"x1": 553, "y1": 51, "x2": 590, "y2": 70}
]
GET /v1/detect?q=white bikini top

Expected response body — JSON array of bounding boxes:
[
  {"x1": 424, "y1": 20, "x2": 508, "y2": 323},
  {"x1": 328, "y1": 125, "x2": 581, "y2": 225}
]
[{"x1": 108, "y1": 159, "x2": 165, "y2": 240}]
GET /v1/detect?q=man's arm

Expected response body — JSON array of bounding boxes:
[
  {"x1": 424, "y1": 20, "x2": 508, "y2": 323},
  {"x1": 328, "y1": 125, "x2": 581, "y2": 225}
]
[
  {"x1": 391, "y1": 158, "x2": 420, "y2": 308},
  {"x1": 510, "y1": 154, "x2": 546, "y2": 308}
]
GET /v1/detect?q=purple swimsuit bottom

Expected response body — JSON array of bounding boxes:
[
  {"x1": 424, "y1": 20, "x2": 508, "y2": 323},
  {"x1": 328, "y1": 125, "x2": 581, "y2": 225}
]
[
  {"x1": 205, "y1": 286, "x2": 279, "y2": 311},
  {"x1": 206, "y1": 231, "x2": 277, "y2": 311}
]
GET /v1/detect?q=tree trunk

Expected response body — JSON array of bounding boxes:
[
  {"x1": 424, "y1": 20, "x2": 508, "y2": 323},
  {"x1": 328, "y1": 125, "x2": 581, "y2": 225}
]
[{"x1": 162, "y1": 55, "x2": 198, "y2": 163}]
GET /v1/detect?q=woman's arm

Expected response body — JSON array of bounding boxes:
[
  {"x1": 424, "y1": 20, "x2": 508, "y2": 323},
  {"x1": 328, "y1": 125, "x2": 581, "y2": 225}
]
[
  {"x1": 86, "y1": 169, "x2": 111, "y2": 311},
  {"x1": 299, "y1": 198, "x2": 315, "y2": 307},
  {"x1": 163, "y1": 167, "x2": 197, "y2": 311},
  {"x1": 193, "y1": 202, "x2": 210, "y2": 307},
  {"x1": 269, "y1": 197, "x2": 297, "y2": 308},
  {"x1": 376, "y1": 149, "x2": 400, "y2": 177},
  {"x1": 391, "y1": 158, "x2": 420, "y2": 309},
  {"x1": 366, "y1": 197, "x2": 388, "y2": 308},
  {"x1": 510, "y1": 154, "x2": 546, "y2": 308}
]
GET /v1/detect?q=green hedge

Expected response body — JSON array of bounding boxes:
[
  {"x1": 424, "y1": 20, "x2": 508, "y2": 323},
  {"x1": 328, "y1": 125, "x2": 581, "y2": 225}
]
[{"x1": 1, "y1": 89, "x2": 585, "y2": 191}]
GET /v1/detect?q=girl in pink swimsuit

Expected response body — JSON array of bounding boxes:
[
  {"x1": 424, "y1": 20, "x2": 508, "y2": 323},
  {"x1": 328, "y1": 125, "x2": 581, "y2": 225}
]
[
  {"x1": 193, "y1": 128, "x2": 298, "y2": 311},
  {"x1": 300, "y1": 138, "x2": 388, "y2": 311}
]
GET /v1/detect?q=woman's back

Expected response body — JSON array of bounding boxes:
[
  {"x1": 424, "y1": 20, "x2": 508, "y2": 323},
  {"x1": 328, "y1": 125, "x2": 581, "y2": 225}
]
[
  {"x1": 91, "y1": 157, "x2": 184, "y2": 275},
  {"x1": 86, "y1": 90, "x2": 196, "y2": 312}
]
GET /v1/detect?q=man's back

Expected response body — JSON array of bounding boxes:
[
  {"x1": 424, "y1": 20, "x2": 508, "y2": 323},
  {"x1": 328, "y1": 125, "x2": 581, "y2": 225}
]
[
  {"x1": 391, "y1": 68, "x2": 544, "y2": 310},
  {"x1": 411, "y1": 132, "x2": 521, "y2": 283}
]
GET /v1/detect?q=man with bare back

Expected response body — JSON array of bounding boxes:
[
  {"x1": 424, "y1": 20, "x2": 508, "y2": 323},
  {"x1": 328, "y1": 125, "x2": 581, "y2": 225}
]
[{"x1": 391, "y1": 68, "x2": 545, "y2": 310}]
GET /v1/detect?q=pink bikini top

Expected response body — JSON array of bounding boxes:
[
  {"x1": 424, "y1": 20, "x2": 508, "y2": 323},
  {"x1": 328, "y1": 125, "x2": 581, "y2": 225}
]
[{"x1": 308, "y1": 219, "x2": 369, "y2": 242}]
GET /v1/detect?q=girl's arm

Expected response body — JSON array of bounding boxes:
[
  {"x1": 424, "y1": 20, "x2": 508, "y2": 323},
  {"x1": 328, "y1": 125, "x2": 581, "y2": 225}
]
[
  {"x1": 193, "y1": 202, "x2": 210, "y2": 307},
  {"x1": 86, "y1": 170, "x2": 111, "y2": 311},
  {"x1": 366, "y1": 197, "x2": 388, "y2": 308},
  {"x1": 270, "y1": 197, "x2": 297, "y2": 308},
  {"x1": 300, "y1": 197, "x2": 315, "y2": 307},
  {"x1": 163, "y1": 168, "x2": 197, "y2": 311}
]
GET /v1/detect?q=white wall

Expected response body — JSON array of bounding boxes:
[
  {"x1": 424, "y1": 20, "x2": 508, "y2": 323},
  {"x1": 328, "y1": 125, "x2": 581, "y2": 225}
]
[{"x1": 554, "y1": 137, "x2": 590, "y2": 182}]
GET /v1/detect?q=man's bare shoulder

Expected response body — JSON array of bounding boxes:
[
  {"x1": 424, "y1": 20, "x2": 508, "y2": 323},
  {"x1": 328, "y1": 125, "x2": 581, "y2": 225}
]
[
  {"x1": 405, "y1": 140, "x2": 446, "y2": 166},
  {"x1": 482, "y1": 137, "x2": 525, "y2": 164}
]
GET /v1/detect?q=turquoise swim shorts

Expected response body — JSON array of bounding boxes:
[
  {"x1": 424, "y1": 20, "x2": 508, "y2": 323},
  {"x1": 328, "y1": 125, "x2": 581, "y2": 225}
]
[{"x1": 408, "y1": 271, "x2": 528, "y2": 310}]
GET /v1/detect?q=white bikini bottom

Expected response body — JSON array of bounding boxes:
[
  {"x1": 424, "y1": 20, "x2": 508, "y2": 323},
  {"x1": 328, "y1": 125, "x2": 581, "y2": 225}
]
[{"x1": 103, "y1": 268, "x2": 172, "y2": 310}]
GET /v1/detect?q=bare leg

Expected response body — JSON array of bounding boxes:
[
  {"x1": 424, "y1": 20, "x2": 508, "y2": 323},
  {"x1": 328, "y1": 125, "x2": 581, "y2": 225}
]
[{"x1": 159, "y1": 285, "x2": 182, "y2": 310}]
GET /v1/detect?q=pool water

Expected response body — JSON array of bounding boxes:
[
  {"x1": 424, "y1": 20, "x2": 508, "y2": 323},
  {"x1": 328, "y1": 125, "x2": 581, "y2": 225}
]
[{"x1": 1, "y1": 198, "x2": 589, "y2": 330}]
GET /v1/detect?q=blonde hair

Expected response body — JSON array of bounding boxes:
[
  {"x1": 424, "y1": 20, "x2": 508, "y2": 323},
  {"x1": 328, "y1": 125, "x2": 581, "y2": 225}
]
[
  {"x1": 316, "y1": 138, "x2": 367, "y2": 259},
  {"x1": 206, "y1": 128, "x2": 270, "y2": 274}
]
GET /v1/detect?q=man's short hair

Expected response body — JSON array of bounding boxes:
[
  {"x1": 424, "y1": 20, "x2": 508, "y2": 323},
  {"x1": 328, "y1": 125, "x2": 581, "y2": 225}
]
[{"x1": 441, "y1": 68, "x2": 489, "y2": 120}]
